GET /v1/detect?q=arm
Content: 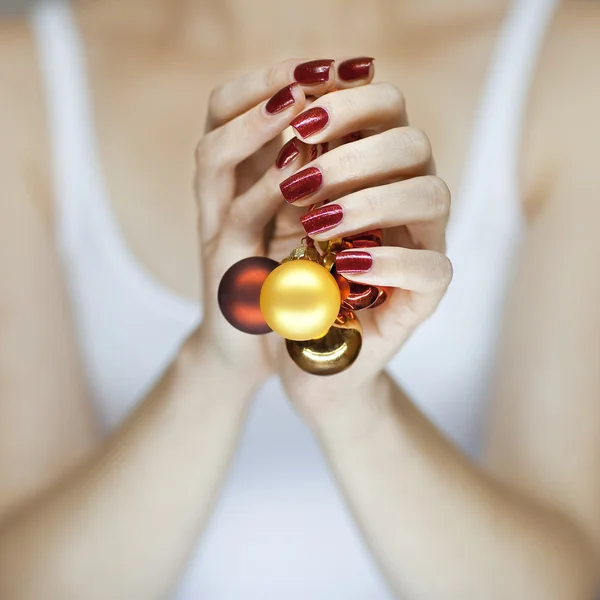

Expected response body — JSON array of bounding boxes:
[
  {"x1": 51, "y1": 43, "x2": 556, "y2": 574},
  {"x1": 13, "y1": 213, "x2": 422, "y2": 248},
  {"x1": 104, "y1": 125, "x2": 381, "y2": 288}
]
[
  {"x1": 296, "y1": 45, "x2": 600, "y2": 600},
  {"x1": 310, "y1": 371, "x2": 596, "y2": 599},
  {"x1": 0, "y1": 45, "x2": 318, "y2": 599},
  {"x1": 0, "y1": 161, "x2": 256, "y2": 600},
  {"x1": 0, "y1": 337, "x2": 255, "y2": 600},
  {"x1": 305, "y1": 190, "x2": 600, "y2": 599}
]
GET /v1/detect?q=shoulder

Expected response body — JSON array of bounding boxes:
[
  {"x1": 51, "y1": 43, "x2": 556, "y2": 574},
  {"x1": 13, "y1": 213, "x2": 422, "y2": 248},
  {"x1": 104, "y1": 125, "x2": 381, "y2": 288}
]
[
  {"x1": 0, "y1": 16, "x2": 53, "y2": 224},
  {"x1": 553, "y1": 0, "x2": 600, "y2": 47},
  {"x1": 0, "y1": 17, "x2": 41, "y2": 138},
  {"x1": 539, "y1": 0, "x2": 600, "y2": 115},
  {"x1": 523, "y1": 1, "x2": 600, "y2": 218}
]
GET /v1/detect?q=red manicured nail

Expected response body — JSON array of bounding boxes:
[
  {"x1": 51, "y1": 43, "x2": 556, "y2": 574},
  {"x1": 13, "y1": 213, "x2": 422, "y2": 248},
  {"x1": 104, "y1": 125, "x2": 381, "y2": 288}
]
[
  {"x1": 336, "y1": 250, "x2": 373, "y2": 273},
  {"x1": 294, "y1": 59, "x2": 334, "y2": 84},
  {"x1": 338, "y1": 57, "x2": 374, "y2": 81},
  {"x1": 300, "y1": 204, "x2": 344, "y2": 235},
  {"x1": 275, "y1": 138, "x2": 301, "y2": 169},
  {"x1": 291, "y1": 107, "x2": 329, "y2": 138},
  {"x1": 266, "y1": 83, "x2": 298, "y2": 114},
  {"x1": 280, "y1": 166, "x2": 322, "y2": 203}
]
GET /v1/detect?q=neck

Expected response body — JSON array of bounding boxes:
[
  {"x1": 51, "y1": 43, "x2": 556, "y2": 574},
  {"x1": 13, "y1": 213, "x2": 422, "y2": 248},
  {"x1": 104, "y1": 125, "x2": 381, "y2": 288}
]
[{"x1": 78, "y1": 0, "x2": 510, "y2": 54}]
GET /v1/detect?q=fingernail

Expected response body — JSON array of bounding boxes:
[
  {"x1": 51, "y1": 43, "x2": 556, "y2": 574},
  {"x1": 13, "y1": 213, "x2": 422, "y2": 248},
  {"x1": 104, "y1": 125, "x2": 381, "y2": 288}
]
[
  {"x1": 280, "y1": 166, "x2": 322, "y2": 203},
  {"x1": 300, "y1": 204, "x2": 344, "y2": 235},
  {"x1": 338, "y1": 57, "x2": 374, "y2": 81},
  {"x1": 275, "y1": 138, "x2": 301, "y2": 169},
  {"x1": 294, "y1": 59, "x2": 334, "y2": 84},
  {"x1": 266, "y1": 83, "x2": 298, "y2": 114},
  {"x1": 336, "y1": 250, "x2": 373, "y2": 273},
  {"x1": 291, "y1": 107, "x2": 329, "y2": 138}
]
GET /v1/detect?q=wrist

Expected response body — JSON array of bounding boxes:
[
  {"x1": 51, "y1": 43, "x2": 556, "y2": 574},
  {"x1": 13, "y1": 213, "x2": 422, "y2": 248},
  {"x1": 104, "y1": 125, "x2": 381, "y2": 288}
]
[
  {"x1": 174, "y1": 328, "x2": 261, "y2": 408},
  {"x1": 307, "y1": 372, "x2": 420, "y2": 466},
  {"x1": 306, "y1": 370, "x2": 398, "y2": 438}
]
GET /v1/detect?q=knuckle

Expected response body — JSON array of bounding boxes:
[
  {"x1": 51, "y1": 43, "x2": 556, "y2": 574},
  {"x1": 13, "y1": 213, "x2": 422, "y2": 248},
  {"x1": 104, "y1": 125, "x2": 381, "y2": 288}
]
[
  {"x1": 380, "y1": 82, "x2": 406, "y2": 114},
  {"x1": 194, "y1": 137, "x2": 211, "y2": 168},
  {"x1": 207, "y1": 86, "x2": 226, "y2": 125},
  {"x1": 361, "y1": 188, "x2": 385, "y2": 219},
  {"x1": 338, "y1": 96, "x2": 357, "y2": 122},
  {"x1": 226, "y1": 203, "x2": 250, "y2": 232},
  {"x1": 422, "y1": 175, "x2": 451, "y2": 217},
  {"x1": 238, "y1": 110, "x2": 257, "y2": 139},
  {"x1": 392, "y1": 249, "x2": 410, "y2": 274},
  {"x1": 263, "y1": 65, "x2": 281, "y2": 92},
  {"x1": 337, "y1": 145, "x2": 367, "y2": 182},
  {"x1": 430, "y1": 252, "x2": 453, "y2": 289},
  {"x1": 195, "y1": 130, "x2": 227, "y2": 173},
  {"x1": 401, "y1": 126, "x2": 433, "y2": 166}
]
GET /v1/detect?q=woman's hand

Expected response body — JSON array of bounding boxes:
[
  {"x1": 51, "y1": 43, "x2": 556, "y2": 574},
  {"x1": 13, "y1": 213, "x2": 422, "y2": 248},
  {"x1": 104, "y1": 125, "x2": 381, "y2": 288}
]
[
  {"x1": 272, "y1": 82, "x2": 453, "y2": 412},
  {"x1": 193, "y1": 58, "x2": 375, "y2": 389},
  {"x1": 1, "y1": 60, "x2": 387, "y2": 600},
  {"x1": 269, "y1": 79, "x2": 598, "y2": 600}
]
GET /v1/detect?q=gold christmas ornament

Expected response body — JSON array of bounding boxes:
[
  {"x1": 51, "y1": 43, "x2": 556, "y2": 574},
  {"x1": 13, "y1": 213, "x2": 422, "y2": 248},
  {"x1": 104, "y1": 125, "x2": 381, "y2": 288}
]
[
  {"x1": 259, "y1": 258, "x2": 341, "y2": 341},
  {"x1": 286, "y1": 310, "x2": 363, "y2": 376}
]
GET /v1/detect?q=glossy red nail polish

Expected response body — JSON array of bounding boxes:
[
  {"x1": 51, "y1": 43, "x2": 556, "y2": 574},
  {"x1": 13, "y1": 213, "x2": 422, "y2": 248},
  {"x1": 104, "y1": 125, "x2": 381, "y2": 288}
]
[
  {"x1": 336, "y1": 250, "x2": 373, "y2": 273},
  {"x1": 300, "y1": 204, "x2": 344, "y2": 235},
  {"x1": 291, "y1": 107, "x2": 329, "y2": 138},
  {"x1": 280, "y1": 167, "x2": 323, "y2": 203},
  {"x1": 275, "y1": 138, "x2": 301, "y2": 169},
  {"x1": 294, "y1": 59, "x2": 334, "y2": 84},
  {"x1": 338, "y1": 57, "x2": 374, "y2": 81},
  {"x1": 266, "y1": 83, "x2": 298, "y2": 114}
]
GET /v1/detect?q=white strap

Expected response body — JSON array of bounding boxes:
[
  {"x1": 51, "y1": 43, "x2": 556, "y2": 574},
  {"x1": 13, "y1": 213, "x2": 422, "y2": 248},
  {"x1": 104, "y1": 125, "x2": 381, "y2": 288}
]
[
  {"x1": 30, "y1": 0, "x2": 102, "y2": 250},
  {"x1": 450, "y1": 0, "x2": 561, "y2": 252},
  {"x1": 32, "y1": 0, "x2": 559, "y2": 257}
]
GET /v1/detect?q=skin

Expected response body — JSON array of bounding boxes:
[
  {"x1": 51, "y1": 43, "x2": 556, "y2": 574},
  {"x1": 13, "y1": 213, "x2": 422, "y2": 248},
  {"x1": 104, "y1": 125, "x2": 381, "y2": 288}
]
[{"x1": 0, "y1": 0, "x2": 600, "y2": 598}]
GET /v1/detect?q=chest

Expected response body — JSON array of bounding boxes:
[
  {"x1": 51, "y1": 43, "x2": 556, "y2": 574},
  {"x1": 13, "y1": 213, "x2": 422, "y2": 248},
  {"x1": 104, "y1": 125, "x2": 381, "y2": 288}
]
[
  {"x1": 47, "y1": 0, "x2": 529, "y2": 472},
  {"x1": 81, "y1": 18, "x2": 501, "y2": 302}
]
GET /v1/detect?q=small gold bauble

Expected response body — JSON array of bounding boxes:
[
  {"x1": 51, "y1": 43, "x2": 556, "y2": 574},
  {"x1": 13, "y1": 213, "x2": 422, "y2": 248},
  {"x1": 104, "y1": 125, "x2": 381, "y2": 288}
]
[
  {"x1": 286, "y1": 310, "x2": 363, "y2": 376},
  {"x1": 321, "y1": 252, "x2": 337, "y2": 272},
  {"x1": 260, "y1": 259, "x2": 341, "y2": 341},
  {"x1": 316, "y1": 238, "x2": 344, "y2": 254}
]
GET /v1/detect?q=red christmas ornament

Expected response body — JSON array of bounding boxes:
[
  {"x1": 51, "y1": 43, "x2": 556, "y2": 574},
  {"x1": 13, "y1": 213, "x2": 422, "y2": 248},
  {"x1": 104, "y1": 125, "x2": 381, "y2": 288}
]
[{"x1": 217, "y1": 256, "x2": 279, "y2": 335}]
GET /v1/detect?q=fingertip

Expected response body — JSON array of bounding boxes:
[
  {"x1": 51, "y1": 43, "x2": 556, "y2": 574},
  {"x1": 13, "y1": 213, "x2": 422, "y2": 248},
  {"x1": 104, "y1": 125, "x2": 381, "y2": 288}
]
[
  {"x1": 335, "y1": 249, "x2": 374, "y2": 276},
  {"x1": 275, "y1": 136, "x2": 304, "y2": 170},
  {"x1": 335, "y1": 56, "x2": 376, "y2": 88},
  {"x1": 290, "y1": 106, "x2": 331, "y2": 141},
  {"x1": 264, "y1": 82, "x2": 306, "y2": 116},
  {"x1": 291, "y1": 59, "x2": 338, "y2": 96},
  {"x1": 293, "y1": 59, "x2": 334, "y2": 85},
  {"x1": 290, "y1": 81, "x2": 307, "y2": 106}
]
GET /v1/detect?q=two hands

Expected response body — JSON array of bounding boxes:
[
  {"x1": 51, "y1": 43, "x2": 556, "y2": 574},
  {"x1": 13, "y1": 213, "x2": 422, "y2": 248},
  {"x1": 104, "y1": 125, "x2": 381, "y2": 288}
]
[
  {"x1": 0, "y1": 58, "x2": 592, "y2": 600},
  {"x1": 193, "y1": 57, "x2": 452, "y2": 414}
]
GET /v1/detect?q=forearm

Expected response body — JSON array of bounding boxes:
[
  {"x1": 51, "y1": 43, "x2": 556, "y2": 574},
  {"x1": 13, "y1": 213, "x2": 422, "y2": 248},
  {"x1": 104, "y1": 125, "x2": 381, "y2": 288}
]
[
  {"x1": 0, "y1": 332, "x2": 255, "y2": 600},
  {"x1": 310, "y1": 373, "x2": 597, "y2": 600}
]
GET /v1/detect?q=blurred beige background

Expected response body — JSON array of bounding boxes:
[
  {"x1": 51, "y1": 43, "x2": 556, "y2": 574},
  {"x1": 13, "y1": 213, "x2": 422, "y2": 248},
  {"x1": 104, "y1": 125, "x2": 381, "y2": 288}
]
[{"x1": 1, "y1": 0, "x2": 35, "y2": 13}]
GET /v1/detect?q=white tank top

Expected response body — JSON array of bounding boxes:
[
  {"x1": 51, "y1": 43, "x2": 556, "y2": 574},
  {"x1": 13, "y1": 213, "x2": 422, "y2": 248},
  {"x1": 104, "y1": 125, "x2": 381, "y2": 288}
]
[{"x1": 30, "y1": 1, "x2": 559, "y2": 597}]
